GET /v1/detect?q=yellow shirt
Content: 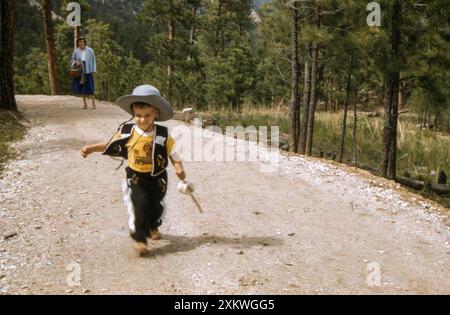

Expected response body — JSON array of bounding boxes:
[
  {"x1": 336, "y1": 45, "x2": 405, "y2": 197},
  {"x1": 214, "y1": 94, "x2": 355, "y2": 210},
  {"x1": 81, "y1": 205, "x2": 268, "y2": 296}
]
[{"x1": 114, "y1": 125, "x2": 177, "y2": 173}]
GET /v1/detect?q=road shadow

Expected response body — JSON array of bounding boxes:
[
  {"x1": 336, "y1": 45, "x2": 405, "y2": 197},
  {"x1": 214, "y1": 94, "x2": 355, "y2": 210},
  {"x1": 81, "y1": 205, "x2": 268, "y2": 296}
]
[{"x1": 144, "y1": 234, "x2": 283, "y2": 258}]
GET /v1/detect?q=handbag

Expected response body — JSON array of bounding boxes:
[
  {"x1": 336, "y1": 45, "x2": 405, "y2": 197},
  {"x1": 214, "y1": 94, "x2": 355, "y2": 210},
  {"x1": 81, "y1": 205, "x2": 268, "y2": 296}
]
[{"x1": 68, "y1": 66, "x2": 81, "y2": 78}]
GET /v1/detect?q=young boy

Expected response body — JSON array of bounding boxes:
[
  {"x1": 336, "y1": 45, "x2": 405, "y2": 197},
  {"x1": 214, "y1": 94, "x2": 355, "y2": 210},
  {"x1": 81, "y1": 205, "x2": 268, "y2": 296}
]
[{"x1": 80, "y1": 85, "x2": 186, "y2": 256}]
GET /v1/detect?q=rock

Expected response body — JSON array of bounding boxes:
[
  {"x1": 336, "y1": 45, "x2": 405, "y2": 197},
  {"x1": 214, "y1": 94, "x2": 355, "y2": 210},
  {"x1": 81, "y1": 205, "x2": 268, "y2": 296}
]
[
  {"x1": 182, "y1": 108, "x2": 194, "y2": 114},
  {"x1": 21, "y1": 285, "x2": 28, "y2": 289},
  {"x1": 279, "y1": 135, "x2": 289, "y2": 151},
  {"x1": 174, "y1": 111, "x2": 195, "y2": 123},
  {"x1": 253, "y1": 210, "x2": 261, "y2": 215},
  {"x1": 237, "y1": 250, "x2": 244, "y2": 255},
  {"x1": 34, "y1": 225, "x2": 42, "y2": 230},
  {"x1": 202, "y1": 116, "x2": 219, "y2": 128},
  {"x1": 65, "y1": 289, "x2": 73, "y2": 293},
  {"x1": 288, "y1": 233, "x2": 295, "y2": 237},
  {"x1": 82, "y1": 289, "x2": 90, "y2": 294}
]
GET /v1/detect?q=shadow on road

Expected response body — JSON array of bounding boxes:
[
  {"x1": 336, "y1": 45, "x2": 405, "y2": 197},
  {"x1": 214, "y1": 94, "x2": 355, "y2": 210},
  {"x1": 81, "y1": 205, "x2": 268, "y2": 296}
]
[{"x1": 144, "y1": 234, "x2": 283, "y2": 258}]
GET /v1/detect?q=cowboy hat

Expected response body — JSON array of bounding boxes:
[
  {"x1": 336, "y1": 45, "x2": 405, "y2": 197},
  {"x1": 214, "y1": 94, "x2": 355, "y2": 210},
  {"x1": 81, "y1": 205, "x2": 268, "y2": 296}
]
[{"x1": 115, "y1": 85, "x2": 173, "y2": 121}]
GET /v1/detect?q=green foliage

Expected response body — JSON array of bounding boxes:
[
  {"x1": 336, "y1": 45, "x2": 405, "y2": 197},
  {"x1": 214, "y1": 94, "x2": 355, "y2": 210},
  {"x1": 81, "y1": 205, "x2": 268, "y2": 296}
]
[
  {"x1": 11, "y1": 0, "x2": 450, "y2": 158},
  {"x1": 204, "y1": 41, "x2": 256, "y2": 109},
  {"x1": 14, "y1": 48, "x2": 50, "y2": 95}
]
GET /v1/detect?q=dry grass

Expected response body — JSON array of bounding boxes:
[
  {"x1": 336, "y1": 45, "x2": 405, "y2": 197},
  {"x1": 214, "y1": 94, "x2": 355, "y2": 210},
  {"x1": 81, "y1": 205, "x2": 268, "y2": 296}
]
[{"x1": 0, "y1": 110, "x2": 27, "y2": 174}]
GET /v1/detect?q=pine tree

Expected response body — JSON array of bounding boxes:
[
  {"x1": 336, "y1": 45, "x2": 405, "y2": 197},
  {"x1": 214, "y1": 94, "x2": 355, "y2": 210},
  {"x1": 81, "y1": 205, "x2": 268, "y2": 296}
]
[
  {"x1": 0, "y1": 0, "x2": 17, "y2": 111},
  {"x1": 41, "y1": 0, "x2": 62, "y2": 95}
]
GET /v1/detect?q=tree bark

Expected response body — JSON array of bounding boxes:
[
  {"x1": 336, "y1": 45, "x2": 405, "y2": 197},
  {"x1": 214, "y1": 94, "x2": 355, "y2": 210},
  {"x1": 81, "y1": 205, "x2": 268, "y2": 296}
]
[
  {"x1": 398, "y1": 78, "x2": 403, "y2": 110},
  {"x1": 0, "y1": 0, "x2": 17, "y2": 111},
  {"x1": 73, "y1": 26, "x2": 80, "y2": 50},
  {"x1": 352, "y1": 91, "x2": 358, "y2": 165},
  {"x1": 167, "y1": 16, "x2": 174, "y2": 99},
  {"x1": 338, "y1": 53, "x2": 354, "y2": 163},
  {"x1": 299, "y1": 43, "x2": 312, "y2": 154},
  {"x1": 305, "y1": 3, "x2": 320, "y2": 156},
  {"x1": 289, "y1": 1, "x2": 300, "y2": 152},
  {"x1": 188, "y1": 6, "x2": 197, "y2": 61},
  {"x1": 214, "y1": 0, "x2": 223, "y2": 57},
  {"x1": 41, "y1": 0, "x2": 61, "y2": 95},
  {"x1": 380, "y1": 0, "x2": 401, "y2": 179}
]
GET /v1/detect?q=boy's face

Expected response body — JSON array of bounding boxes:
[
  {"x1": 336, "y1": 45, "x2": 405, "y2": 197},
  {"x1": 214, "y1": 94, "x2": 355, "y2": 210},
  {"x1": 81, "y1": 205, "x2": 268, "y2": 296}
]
[{"x1": 133, "y1": 105, "x2": 159, "y2": 130}]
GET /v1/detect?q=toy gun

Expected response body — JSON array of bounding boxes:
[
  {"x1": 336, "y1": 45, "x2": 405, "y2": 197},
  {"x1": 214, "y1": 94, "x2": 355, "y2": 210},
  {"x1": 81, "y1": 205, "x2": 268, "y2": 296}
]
[{"x1": 177, "y1": 181, "x2": 203, "y2": 213}]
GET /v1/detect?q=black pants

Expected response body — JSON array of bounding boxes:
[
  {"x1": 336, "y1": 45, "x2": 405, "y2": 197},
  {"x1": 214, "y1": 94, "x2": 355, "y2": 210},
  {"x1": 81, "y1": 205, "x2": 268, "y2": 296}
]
[{"x1": 125, "y1": 167, "x2": 168, "y2": 244}]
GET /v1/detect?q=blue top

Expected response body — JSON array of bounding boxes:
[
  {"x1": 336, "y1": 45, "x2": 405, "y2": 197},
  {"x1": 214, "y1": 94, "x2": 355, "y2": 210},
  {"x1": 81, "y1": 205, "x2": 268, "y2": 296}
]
[{"x1": 71, "y1": 46, "x2": 97, "y2": 74}]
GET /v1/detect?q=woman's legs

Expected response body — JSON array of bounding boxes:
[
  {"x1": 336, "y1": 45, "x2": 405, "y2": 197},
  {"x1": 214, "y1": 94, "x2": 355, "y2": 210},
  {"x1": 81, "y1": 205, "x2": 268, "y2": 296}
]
[
  {"x1": 81, "y1": 95, "x2": 95, "y2": 109},
  {"x1": 82, "y1": 96, "x2": 88, "y2": 109},
  {"x1": 91, "y1": 95, "x2": 96, "y2": 109}
]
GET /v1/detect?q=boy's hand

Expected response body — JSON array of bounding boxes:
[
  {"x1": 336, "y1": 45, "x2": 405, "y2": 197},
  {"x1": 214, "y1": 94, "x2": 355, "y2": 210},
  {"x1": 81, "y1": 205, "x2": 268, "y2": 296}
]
[{"x1": 80, "y1": 146, "x2": 91, "y2": 158}]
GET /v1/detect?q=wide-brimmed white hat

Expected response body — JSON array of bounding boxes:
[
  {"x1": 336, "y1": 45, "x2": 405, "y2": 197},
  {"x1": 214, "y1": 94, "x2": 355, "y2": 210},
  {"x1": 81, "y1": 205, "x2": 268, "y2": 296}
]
[{"x1": 115, "y1": 85, "x2": 173, "y2": 121}]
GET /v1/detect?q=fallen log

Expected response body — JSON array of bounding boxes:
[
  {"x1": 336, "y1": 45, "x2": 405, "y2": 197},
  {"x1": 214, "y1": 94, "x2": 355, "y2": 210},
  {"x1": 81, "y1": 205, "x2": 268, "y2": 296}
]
[
  {"x1": 396, "y1": 176, "x2": 424, "y2": 190},
  {"x1": 430, "y1": 183, "x2": 450, "y2": 195},
  {"x1": 396, "y1": 176, "x2": 450, "y2": 195}
]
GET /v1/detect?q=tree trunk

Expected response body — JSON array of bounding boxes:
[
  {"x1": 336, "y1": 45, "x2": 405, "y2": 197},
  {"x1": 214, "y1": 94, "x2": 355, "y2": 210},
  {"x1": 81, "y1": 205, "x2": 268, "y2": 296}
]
[
  {"x1": 289, "y1": 1, "x2": 300, "y2": 153},
  {"x1": 41, "y1": 0, "x2": 61, "y2": 95},
  {"x1": 380, "y1": 0, "x2": 401, "y2": 179},
  {"x1": 214, "y1": 0, "x2": 223, "y2": 57},
  {"x1": 338, "y1": 53, "x2": 354, "y2": 163},
  {"x1": 73, "y1": 26, "x2": 80, "y2": 50},
  {"x1": 0, "y1": 0, "x2": 17, "y2": 111},
  {"x1": 305, "y1": 42, "x2": 318, "y2": 156},
  {"x1": 188, "y1": 6, "x2": 197, "y2": 61},
  {"x1": 167, "y1": 17, "x2": 174, "y2": 99},
  {"x1": 299, "y1": 44, "x2": 312, "y2": 154},
  {"x1": 352, "y1": 91, "x2": 358, "y2": 165},
  {"x1": 305, "y1": 3, "x2": 321, "y2": 156},
  {"x1": 325, "y1": 71, "x2": 332, "y2": 112}
]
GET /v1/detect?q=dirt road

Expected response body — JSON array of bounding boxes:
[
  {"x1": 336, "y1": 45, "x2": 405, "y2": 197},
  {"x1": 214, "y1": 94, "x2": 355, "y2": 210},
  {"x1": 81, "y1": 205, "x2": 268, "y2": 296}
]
[{"x1": 0, "y1": 95, "x2": 448, "y2": 295}]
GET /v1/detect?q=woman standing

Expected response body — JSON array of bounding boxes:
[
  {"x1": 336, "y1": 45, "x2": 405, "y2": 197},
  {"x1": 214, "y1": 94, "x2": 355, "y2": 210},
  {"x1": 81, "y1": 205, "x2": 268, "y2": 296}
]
[{"x1": 71, "y1": 37, "x2": 97, "y2": 109}]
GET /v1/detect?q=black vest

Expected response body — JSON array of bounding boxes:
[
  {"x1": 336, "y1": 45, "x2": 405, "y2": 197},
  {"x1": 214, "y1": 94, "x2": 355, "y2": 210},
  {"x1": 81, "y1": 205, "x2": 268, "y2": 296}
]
[{"x1": 103, "y1": 123, "x2": 169, "y2": 176}]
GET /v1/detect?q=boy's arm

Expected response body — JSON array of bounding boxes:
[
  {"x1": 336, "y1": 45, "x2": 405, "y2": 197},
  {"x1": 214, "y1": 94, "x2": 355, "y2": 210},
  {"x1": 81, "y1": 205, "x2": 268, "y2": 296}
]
[
  {"x1": 170, "y1": 157, "x2": 186, "y2": 181},
  {"x1": 80, "y1": 142, "x2": 108, "y2": 158},
  {"x1": 167, "y1": 135, "x2": 185, "y2": 180}
]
